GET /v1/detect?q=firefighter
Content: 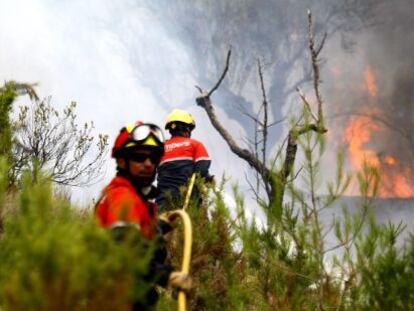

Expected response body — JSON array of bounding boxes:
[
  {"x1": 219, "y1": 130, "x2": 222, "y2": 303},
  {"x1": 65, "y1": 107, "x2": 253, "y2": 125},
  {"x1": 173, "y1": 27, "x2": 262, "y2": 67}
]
[
  {"x1": 156, "y1": 109, "x2": 213, "y2": 210},
  {"x1": 95, "y1": 121, "x2": 190, "y2": 310}
]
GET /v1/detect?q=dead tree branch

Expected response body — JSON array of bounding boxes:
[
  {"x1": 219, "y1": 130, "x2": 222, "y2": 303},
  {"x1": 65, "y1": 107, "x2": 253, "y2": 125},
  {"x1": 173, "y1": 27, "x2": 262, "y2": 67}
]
[
  {"x1": 195, "y1": 13, "x2": 328, "y2": 210},
  {"x1": 258, "y1": 59, "x2": 271, "y2": 196},
  {"x1": 196, "y1": 94, "x2": 273, "y2": 188},
  {"x1": 207, "y1": 49, "x2": 232, "y2": 98},
  {"x1": 195, "y1": 52, "x2": 273, "y2": 200},
  {"x1": 308, "y1": 10, "x2": 326, "y2": 124},
  {"x1": 258, "y1": 60, "x2": 268, "y2": 165}
]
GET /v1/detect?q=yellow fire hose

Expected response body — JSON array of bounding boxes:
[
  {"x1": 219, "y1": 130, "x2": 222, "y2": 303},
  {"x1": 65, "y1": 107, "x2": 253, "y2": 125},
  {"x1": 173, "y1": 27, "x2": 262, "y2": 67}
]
[
  {"x1": 163, "y1": 173, "x2": 196, "y2": 311},
  {"x1": 183, "y1": 173, "x2": 196, "y2": 211},
  {"x1": 165, "y1": 209, "x2": 192, "y2": 311}
]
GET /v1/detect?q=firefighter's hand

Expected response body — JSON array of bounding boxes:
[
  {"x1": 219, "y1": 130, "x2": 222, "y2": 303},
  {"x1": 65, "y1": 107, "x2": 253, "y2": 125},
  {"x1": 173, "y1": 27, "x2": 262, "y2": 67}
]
[
  {"x1": 159, "y1": 211, "x2": 182, "y2": 226},
  {"x1": 157, "y1": 217, "x2": 174, "y2": 235},
  {"x1": 158, "y1": 212, "x2": 183, "y2": 234},
  {"x1": 168, "y1": 271, "x2": 193, "y2": 292}
]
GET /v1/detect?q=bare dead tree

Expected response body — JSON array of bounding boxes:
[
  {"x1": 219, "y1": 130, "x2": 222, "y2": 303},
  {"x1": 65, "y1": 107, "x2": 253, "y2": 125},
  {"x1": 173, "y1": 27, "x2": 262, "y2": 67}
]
[
  {"x1": 11, "y1": 97, "x2": 109, "y2": 187},
  {"x1": 236, "y1": 59, "x2": 278, "y2": 199},
  {"x1": 195, "y1": 11, "x2": 327, "y2": 214}
]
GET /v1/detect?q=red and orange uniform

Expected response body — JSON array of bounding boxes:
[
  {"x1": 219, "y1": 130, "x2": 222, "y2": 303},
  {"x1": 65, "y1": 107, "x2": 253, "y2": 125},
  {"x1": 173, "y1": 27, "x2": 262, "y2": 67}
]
[
  {"x1": 95, "y1": 175, "x2": 158, "y2": 239},
  {"x1": 156, "y1": 135, "x2": 211, "y2": 204}
]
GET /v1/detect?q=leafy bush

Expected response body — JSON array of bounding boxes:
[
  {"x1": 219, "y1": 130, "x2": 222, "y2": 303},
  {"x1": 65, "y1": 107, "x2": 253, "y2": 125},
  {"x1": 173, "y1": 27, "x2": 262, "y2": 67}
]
[
  {"x1": 1, "y1": 140, "x2": 413, "y2": 310},
  {"x1": 0, "y1": 159, "x2": 154, "y2": 311},
  {"x1": 157, "y1": 132, "x2": 414, "y2": 310},
  {"x1": 2, "y1": 85, "x2": 413, "y2": 310}
]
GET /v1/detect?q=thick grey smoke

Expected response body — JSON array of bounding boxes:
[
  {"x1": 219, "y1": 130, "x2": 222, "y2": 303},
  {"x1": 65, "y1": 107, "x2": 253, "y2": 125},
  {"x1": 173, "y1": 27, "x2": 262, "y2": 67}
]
[
  {"x1": 372, "y1": 0, "x2": 414, "y2": 163},
  {"x1": 145, "y1": 0, "x2": 414, "y2": 197},
  {"x1": 1, "y1": 0, "x2": 412, "y2": 203},
  {"x1": 323, "y1": 0, "x2": 414, "y2": 196}
]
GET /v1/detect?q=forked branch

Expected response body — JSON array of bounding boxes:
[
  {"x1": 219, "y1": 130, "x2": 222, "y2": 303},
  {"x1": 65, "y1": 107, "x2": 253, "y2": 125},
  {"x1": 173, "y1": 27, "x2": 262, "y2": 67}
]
[{"x1": 195, "y1": 12, "x2": 328, "y2": 208}]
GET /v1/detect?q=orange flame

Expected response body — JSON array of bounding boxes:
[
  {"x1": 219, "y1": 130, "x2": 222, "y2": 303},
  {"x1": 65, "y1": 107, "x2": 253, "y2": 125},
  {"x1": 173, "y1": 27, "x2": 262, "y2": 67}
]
[
  {"x1": 342, "y1": 64, "x2": 414, "y2": 198},
  {"x1": 345, "y1": 115, "x2": 380, "y2": 170},
  {"x1": 344, "y1": 115, "x2": 414, "y2": 198},
  {"x1": 381, "y1": 169, "x2": 414, "y2": 198},
  {"x1": 383, "y1": 155, "x2": 397, "y2": 166},
  {"x1": 364, "y1": 65, "x2": 378, "y2": 97}
]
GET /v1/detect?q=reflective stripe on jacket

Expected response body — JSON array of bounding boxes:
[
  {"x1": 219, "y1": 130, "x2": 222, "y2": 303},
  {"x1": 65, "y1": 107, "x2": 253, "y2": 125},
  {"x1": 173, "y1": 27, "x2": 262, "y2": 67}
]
[
  {"x1": 157, "y1": 136, "x2": 211, "y2": 196},
  {"x1": 95, "y1": 175, "x2": 157, "y2": 239}
]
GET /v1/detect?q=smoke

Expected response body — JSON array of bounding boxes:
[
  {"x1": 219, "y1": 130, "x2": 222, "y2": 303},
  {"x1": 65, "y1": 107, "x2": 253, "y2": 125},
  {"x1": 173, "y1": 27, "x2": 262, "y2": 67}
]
[
  {"x1": 153, "y1": 0, "x2": 414, "y2": 197},
  {"x1": 0, "y1": 0, "x2": 249, "y2": 204},
  {"x1": 1, "y1": 0, "x2": 412, "y2": 203},
  {"x1": 323, "y1": 0, "x2": 414, "y2": 196},
  {"x1": 379, "y1": 0, "x2": 414, "y2": 162},
  {"x1": 0, "y1": 1, "x2": 177, "y2": 201}
]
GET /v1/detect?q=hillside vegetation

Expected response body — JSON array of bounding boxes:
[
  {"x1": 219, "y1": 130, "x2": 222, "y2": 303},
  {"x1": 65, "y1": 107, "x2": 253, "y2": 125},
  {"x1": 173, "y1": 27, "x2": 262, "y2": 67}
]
[
  {"x1": 1, "y1": 12, "x2": 414, "y2": 307},
  {"x1": 1, "y1": 153, "x2": 414, "y2": 310}
]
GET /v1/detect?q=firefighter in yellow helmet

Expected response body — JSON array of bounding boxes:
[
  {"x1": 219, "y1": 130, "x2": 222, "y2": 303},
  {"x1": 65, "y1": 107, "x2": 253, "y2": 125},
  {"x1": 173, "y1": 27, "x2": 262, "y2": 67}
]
[{"x1": 156, "y1": 109, "x2": 213, "y2": 210}]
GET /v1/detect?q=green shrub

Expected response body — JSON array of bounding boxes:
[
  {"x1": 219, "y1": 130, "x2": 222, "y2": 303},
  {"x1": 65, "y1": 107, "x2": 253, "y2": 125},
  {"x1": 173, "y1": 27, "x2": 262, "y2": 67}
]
[
  {"x1": 158, "y1": 149, "x2": 414, "y2": 310},
  {"x1": 0, "y1": 161, "x2": 155, "y2": 311}
]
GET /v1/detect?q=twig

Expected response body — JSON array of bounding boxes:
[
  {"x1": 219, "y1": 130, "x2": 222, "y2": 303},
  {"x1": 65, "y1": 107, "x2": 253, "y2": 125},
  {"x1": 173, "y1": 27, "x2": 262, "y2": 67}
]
[
  {"x1": 258, "y1": 59, "x2": 268, "y2": 165},
  {"x1": 207, "y1": 48, "x2": 232, "y2": 97},
  {"x1": 308, "y1": 10, "x2": 325, "y2": 124},
  {"x1": 296, "y1": 87, "x2": 318, "y2": 122},
  {"x1": 241, "y1": 111, "x2": 264, "y2": 128},
  {"x1": 287, "y1": 166, "x2": 303, "y2": 183},
  {"x1": 194, "y1": 85, "x2": 203, "y2": 94},
  {"x1": 316, "y1": 32, "x2": 327, "y2": 56},
  {"x1": 267, "y1": 118, "x2": 285, "y2": 128},
  {"x1": 245, "y1": 173, "x2": 262, "y2": 203}
]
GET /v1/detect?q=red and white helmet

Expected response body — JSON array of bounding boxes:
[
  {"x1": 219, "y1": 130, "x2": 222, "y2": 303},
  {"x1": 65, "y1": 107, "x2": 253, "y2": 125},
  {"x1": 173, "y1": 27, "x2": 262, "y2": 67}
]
[{"x1": 112, "y1": 121, "x2": 165, "y2": 158}]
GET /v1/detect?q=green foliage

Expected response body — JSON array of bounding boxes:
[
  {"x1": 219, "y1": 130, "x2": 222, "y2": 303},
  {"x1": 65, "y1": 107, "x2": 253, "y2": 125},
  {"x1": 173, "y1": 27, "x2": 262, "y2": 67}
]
[
  {"x1": 157, "y1": 110, "x2": 414, "y2": 310},
  {"x1": 159, "y1": 183, "x2": 250, "y2": 311},
  {"x1": 2, "y1": 85, "x2": 412, "y2": 310},
  {"x1": 0, "y1": 83, "x2": 17, "y2": 166},
  {"x1": 0, "y1": 158, "x2": 8, "y2": 207},
  {"x1": 1, "y1": 82, "x2": 108, "y2": 189},
  {"x1": 0, "y1": 159, "x2": 154, "y2": 310},
  {"x1": 342, "y1": 219, "x2": 414, "y2": 310},
  {"x1": 0, "y1": 130, "x2": 412, "y2": 310}
]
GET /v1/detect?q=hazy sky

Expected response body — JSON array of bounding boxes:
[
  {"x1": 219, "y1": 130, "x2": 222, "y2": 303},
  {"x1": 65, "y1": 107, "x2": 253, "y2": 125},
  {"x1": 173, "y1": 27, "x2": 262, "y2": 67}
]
[{"x1": 0, "y1": 0, "x2": 250, "y2": 207}]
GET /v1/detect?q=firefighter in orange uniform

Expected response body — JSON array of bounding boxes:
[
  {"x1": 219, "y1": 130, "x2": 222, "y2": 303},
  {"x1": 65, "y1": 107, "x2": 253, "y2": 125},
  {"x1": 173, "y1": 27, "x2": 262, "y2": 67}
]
[
  {"x1": 156, "y1": 109, "x2": 213, "y2": 210},
  {"x1": 95, "y1": 121, "x2": 190, "y2": 310}
]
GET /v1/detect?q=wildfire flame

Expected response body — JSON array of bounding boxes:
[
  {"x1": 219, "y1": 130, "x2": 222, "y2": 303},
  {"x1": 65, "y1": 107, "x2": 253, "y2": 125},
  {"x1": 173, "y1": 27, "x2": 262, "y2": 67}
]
[
  {"x1": 383, "y1": 155, "x2": 397, "y2": 166},
  {"x1": 345, "y1": 115, "x2": 381, "y2": 171},
  {"x1": 344, "y1": 115, "x2": 414, "y2": 197},
  {"x1": 343, "y1": 65, "x2": 414, "y2": 198},
  {"x1": 364, "y1": 65, "x2": 378, "y2": 97}
]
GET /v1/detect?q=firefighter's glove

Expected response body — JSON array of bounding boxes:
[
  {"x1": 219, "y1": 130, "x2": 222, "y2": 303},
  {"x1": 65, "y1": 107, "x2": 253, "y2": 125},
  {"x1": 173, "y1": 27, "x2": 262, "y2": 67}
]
[
  {"x1": 168, "y1": 271, "x2": 193, "y2": 293},
  {"x1": 158, "y1": 212, "x2": 180, "y2": 234},
  {"x1": 157, "y1": 217, "x2": 174, "y2": 235}
]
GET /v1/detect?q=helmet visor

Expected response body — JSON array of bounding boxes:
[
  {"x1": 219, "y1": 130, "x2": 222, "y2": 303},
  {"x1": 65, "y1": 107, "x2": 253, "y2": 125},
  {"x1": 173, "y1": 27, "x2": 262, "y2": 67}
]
[{"x1": 129, "y1": 123, "x2": 165, "y2": 145}]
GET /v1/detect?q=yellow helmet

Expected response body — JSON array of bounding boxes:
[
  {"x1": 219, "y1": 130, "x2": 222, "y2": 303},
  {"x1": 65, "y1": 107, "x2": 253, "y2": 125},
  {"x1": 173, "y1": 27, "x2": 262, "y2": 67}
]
[{"x1": 165, "y1": 109, "x2": 195, "y2": 130}]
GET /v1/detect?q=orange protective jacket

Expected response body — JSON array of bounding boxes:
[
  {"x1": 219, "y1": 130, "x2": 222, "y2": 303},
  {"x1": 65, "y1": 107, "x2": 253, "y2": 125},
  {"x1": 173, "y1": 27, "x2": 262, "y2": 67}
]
[
  {"x1": 95, "y1": 175, "x2": 158, "y2": 239},
  {"x1": 156, "y1": 136, "x2": 211, "y2": 203}
]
